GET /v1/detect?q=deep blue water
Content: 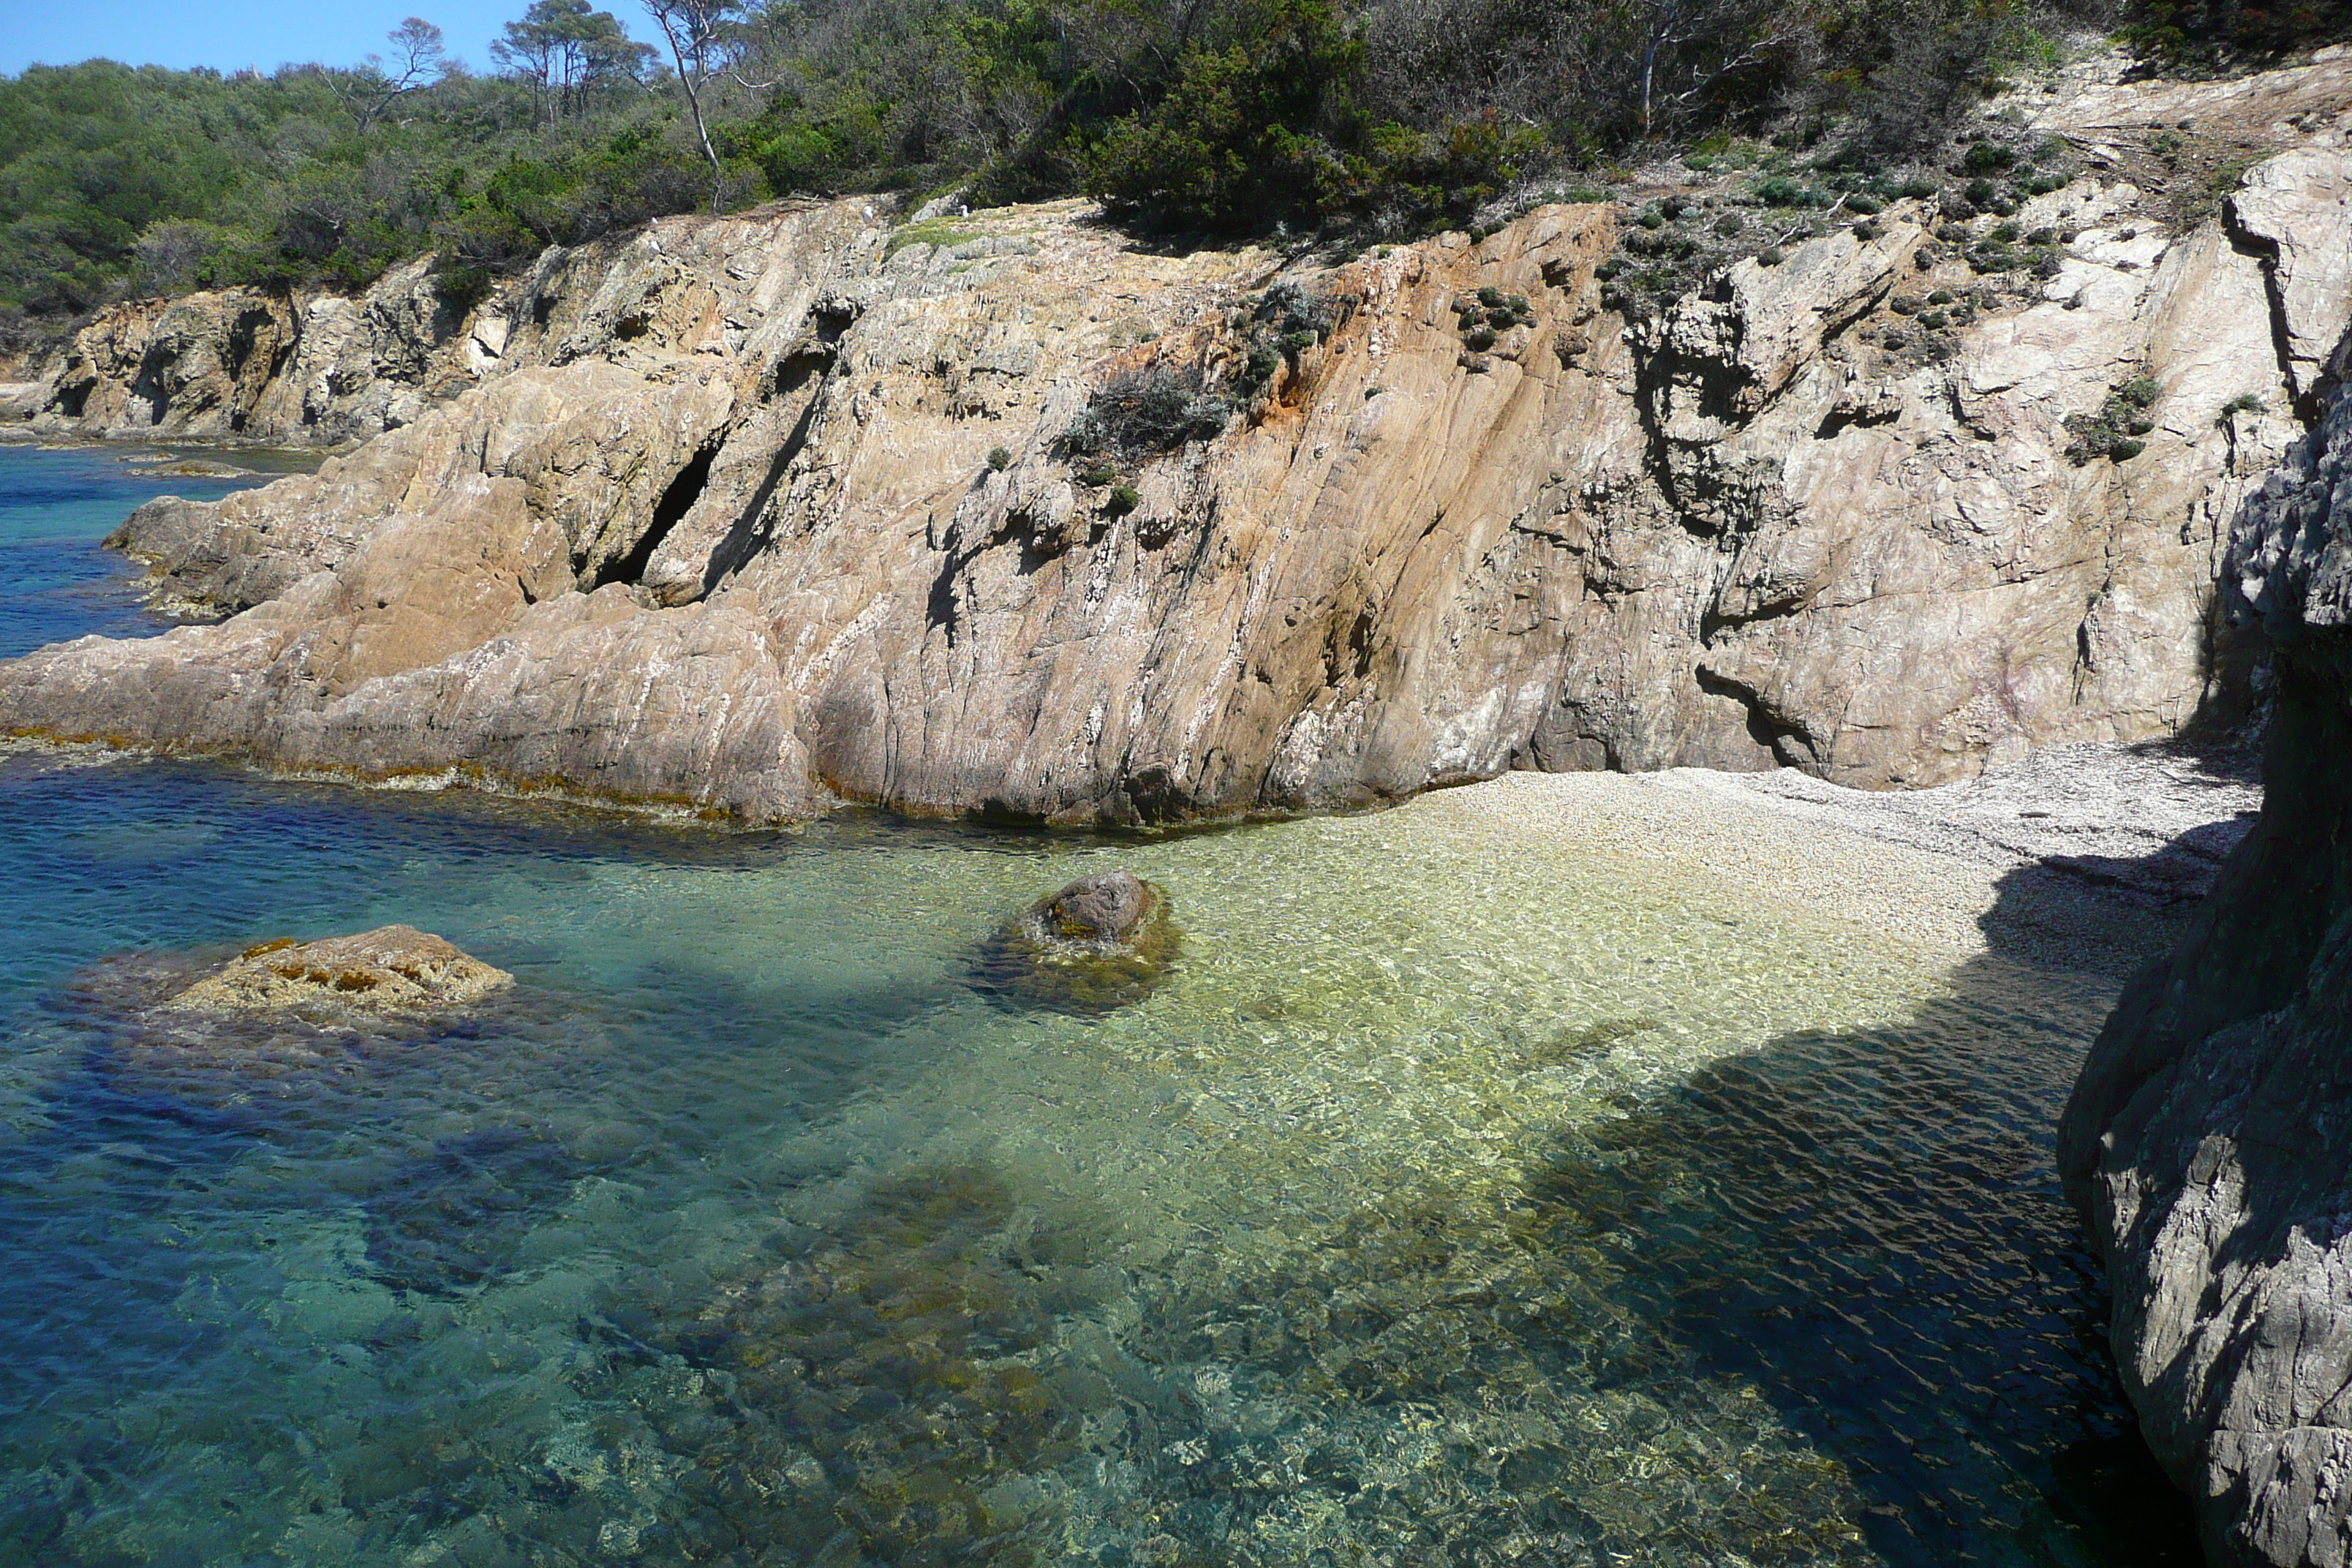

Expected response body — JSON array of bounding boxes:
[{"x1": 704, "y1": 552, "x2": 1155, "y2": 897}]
[
  {"x1": 0, "y1": 442, "x2": 303, "y2": 660},
  {"x1": 0, "y1": 442, "x2": 2196, "y2": 1567}
]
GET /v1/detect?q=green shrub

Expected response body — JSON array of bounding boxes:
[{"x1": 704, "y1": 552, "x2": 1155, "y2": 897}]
[
  {"x1": 2068, "y1": 377, "x2": 2165, "y2": 464},
  {"x1": 1961, "y1": 140, "x2": 2016, "y2": 173},
  {"x1": 886, "y1": 220, "x2": 979, "y2": 259},
  {"x1": 1060, "y1": 366, "x2": 1232, "y2": 457},
  {"x1": 987, "y1": 445, "x2": 1012, "y2": 472},
  {"x1": 1105, "y1": 484, "x2": 1142, "y2": 516},
  {"x1": 1753, "y1": 176, "x2": 1827, "y2": 208}
]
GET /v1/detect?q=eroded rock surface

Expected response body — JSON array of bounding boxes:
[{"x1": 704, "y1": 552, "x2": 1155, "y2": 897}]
[
  {"x1": 168, "y1": 926, "x2": 513, "y2": 1017},
  {"x1": 2059, "y1": 303, "x2": 2352, "y2": 1565},
  {"x1": 1, "y1": 90, "x2": 2346, "y2": 822}
]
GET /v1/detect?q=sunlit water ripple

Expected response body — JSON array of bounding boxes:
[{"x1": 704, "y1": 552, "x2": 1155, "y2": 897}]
[{"x1": 0, "y1": 442, "x2": 2190, "y2": 1567}]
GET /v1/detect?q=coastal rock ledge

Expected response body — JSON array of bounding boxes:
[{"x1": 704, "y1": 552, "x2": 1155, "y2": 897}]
[
  {"x1": 2060, "y1": 323, "x2": 2352, "y2": 1567},
  {"x1": 3, "y1": 69, "x2": 2350, "y2": 823}
]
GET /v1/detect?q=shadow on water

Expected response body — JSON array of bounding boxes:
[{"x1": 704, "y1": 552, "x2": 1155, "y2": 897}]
[{"x1": 1495, "y1": 825, "x2": 2225, "y2": 1566}]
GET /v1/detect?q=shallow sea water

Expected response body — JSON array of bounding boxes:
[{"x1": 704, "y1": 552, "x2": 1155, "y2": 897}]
[{"x1": 0, "y1": 444, "x2": 2193, "y2": 1567}]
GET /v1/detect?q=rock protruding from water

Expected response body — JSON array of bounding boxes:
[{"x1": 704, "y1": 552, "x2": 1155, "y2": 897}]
[
  {"x1": 2059, "y1": 314, "x2": 2352, "y2": 1567},
  {"x1": 1036, "y1": 869, "x2": 1153, "y2": 944},
  {"x1": 976, "y1": 870, "x2": 1178, "y2": 1013},
  {"x1": 167, "y1": 925, "x2": 512, "y2": 1018}
]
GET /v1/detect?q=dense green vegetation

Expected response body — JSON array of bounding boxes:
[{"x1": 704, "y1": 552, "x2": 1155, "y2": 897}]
[{"x1": 1, "y1": 0, "x2": 2345, "y2": 334}]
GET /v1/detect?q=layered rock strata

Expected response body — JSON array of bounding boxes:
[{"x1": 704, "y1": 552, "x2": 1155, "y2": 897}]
[
  {"x1": 1, "y1": 118, "x2": 2347, "y2": 821},
  {"x1": 2060, "y1": 302, "x2": 2352, "y2": 1562}
]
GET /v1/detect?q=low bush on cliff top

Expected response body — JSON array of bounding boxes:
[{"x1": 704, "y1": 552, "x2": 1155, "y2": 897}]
[{"x1": 4, "y1": 0, "x2": 2340, "y2": 319}]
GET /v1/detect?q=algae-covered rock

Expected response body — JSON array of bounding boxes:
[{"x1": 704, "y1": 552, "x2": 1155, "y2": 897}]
[
  {"x1": 167, "y1": 924, "x2": 512, "y2": 1018},
  {"x1": 976, "y1": 870, "x2": 1179, "y2": 1013}
]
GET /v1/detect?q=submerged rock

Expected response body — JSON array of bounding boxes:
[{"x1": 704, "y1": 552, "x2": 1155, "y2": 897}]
[
  {"x1": 976, "y1": 870, "x2": 1179, "y2": 1013},
  {"x1": 166, "y1": 925, "x2": 512, "y2": 1018},
  {"x1": 363, "y1": 1124, "x2": 589, "y2": 1296}
]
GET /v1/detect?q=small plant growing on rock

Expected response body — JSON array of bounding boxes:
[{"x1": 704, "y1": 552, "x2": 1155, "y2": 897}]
[
  {"x1": 1230, "y1": 282, "x2": 1335, "y2": 400},
  {"x1": 2068, "y1": 376, "x2": 2164, "y2": 464},
  {"x1": 2217, "y1": 391, "x2": 2266, "y2": 426},
  {"x1": 1060, "y1": 366, "x2": 1230, "y2": 461},
  {"x1": 1753, "y1": 176, "x2": 1828, "y2": 208},
  {"x1": 1104, "y1": 485, "x2": 1140, "y2": 516},
  {"x1": 987, "y1": 445, "x2": 1011, "y2": 472},
  {"x1": 1757, "y1": 246, "x2": 1786, "y2": 267}
]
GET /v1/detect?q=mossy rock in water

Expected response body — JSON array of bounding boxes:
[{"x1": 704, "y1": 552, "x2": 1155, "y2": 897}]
[{"x1": 974, "y1": 869, "x2": 1180, "y2": 1014}]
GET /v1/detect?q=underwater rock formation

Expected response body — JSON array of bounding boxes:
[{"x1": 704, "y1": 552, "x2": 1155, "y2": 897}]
[
  {"x1": 976, "y1": 870, "x2": 1179, "y2": 1013},
  {"x1": 3, "y1": 70, "x2": 2349, "y2": 821},
  {"x1": 167, "y1": 925, "x2": 512, "y2": 1018},
  {"x1": 2059, "y1": 304, "x2": 2352, "y2": 1564}
]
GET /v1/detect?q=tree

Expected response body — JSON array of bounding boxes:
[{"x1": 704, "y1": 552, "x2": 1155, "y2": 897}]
[
  {"x1": 333, "y1": 18, "x2": 453, "y2": 133},
  {"x1": 642, "y1": 0, "x2": 742, "y2": 211},
  {"x1": 493, "y1": 1, "x2": 653, "y2": 125}
]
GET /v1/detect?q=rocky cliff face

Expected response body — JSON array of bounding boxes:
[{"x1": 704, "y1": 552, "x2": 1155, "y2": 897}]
[
  {"x1": 2059, "y1": 287, "x2": 2352, "y2": 1565},
  {"x1": 1, "y1": 72, "x2": 2346, "y2": 823}
]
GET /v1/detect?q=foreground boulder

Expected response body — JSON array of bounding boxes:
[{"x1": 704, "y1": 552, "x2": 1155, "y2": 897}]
[
  {"x1": 2059, "y1": 312, "x2": 2352, "y2": 1564},
  {"x1": 976, "y1": 870, "x2": 1179, "y2": 1012},
  {"x1": 167, "y1": 925, "x2": 513, "y2": 1018}
]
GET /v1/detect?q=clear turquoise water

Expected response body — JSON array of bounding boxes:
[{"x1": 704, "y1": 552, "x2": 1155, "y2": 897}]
[{"x1": 0, "y1": 444, "x2": 2193, "y2": 1567}]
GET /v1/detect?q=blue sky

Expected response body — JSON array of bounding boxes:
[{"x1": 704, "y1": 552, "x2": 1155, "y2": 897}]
[{"x1": 0, "y1": 0, "x2": 663, "y2": 77}]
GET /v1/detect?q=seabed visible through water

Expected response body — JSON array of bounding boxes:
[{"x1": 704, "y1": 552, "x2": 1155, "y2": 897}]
[{"x1": 0, "y1": 441, "x2": 2195, "y2": 1567}]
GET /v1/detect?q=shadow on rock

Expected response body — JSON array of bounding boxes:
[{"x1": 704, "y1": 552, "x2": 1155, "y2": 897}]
[{"x1": 971, "y1": 868, "x2": 1181, "y2": 1014}]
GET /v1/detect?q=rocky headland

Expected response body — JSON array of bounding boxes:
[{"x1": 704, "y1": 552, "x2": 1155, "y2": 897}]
[{"x1": 0, "y1": 59, "x2": 2344, "y2": 828}]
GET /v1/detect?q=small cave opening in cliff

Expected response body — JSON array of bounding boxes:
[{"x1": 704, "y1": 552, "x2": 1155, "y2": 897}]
[{"x1": 598, "y1": 442, "x2": 719, "y2": 589}]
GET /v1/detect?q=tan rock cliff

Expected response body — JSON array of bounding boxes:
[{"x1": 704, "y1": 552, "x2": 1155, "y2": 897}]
[{"x1": 3, "y1": 77, "x2": 2347, "y2": 824}]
